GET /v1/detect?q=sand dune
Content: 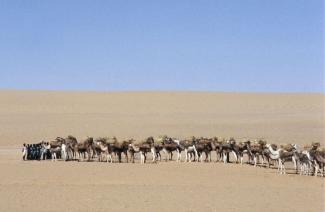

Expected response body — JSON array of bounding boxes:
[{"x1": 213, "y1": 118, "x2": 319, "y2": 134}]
[{"x1": 0, "y1": 90, "x2": 324, "y2": 212}]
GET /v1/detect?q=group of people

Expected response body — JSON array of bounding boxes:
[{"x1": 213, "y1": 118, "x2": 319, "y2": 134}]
[{"x1": 22, "y1": 142, "x2": 53, "y2": 160}]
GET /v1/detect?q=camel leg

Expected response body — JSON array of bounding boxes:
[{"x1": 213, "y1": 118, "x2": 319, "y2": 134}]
[
  {"x1": 140, "y1": 152, "x2": 144, "y2": 164},
  {"x1": 141, "y1": 152, "x2": 145, "y2": 164},
  {"x1": 282, "y1": 162, "x2": 286, "y2": 174},
  {"x1": 125, "y1": 152, "x2": 129, "y2": 163},
  {"x1": 131, "y1": 153, "x2": 134, "y2": 163},
  {"x1": 118, "y1": 153, "x2": 122, "y2": 163},
  {"x1": 189, "y1": 152, "x2": 194, "y2": 162},
  {"x1": 204, "y1": 152, "x2": 209, "y2": 162},
  {"x1": 151, "y1": 149, "x2": 156, "y2": 163},
  {"x1": 254, "y1": 156, "x2": 257, "y2": 167},
  {"x1": 194, "y1": 150, "x2": 198, "y2": 162},
  {"x1": 315, "y1": 164, "x2": 319, "y2": 177},
  {"x1": 231, "y1": 151, "x2": 237, "y2": 163},
  {"x1": 223, "y1": 152, "x2": 227, "y2": 164},
  {"x1": 162, "y1": 149, "x2": 168, "y2": 162},
  {"x1": 279, "y1": 160, "x2": 286, "y2": 174},
  {"x1": 218, "y1": 151, "x2": 222, "y2": 162},
  {"x1": 303, "y1": 162, "x2": 307, "y2": 175},
  {"x1": 143, "y1": 153, "x2": 146, "y2": 163},
  {"x1": 260, "y1": 155, "x2": 265, "y2": 166},
  {"x1": 188, "y1": 152, "x2": 192, "y2": 162},
  {"x1": 292, "y1": 156, "x2": 297, "y2": 173},
  {"x1": 184, "y1": 149, "x2": 188, "y2": 162},
  {"x1": 156, "y1": 152, "x2": 160, "y2": 161}
]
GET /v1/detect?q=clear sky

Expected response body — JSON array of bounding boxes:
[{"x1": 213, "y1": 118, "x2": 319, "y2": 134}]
[{"x1": 0, "y1": 0, "x2": 323, "y2": 92}]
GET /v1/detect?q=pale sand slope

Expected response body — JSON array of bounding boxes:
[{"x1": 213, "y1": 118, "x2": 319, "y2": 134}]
[
  {"x1": 0, "y1": 151, "x2": 324, "y2": 212},
  {"x1": 0, "y1": 90, "x2": 324, "y2": 212},
  {"x1": 0, "y1": 90, "x2": 324, "y2": 146}
]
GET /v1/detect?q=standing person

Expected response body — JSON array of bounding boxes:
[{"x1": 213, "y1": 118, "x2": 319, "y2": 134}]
[{"x1": 22, "y1": 143, "x2": 27, "y2": 160}]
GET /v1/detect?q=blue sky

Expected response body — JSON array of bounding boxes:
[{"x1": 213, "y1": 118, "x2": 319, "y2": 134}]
[{"x1": 0, "y1": 0, "x2": 323, "y2": 92}]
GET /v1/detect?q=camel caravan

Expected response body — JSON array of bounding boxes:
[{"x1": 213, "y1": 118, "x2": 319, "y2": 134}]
[{"x1": 22, "y1": 135, "x2": 325, "y2": 177}]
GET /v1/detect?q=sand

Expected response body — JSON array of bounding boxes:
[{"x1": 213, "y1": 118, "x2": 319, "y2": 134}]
[{"x1": 0, "y1": 90, "x2": 324, "y2": 211}]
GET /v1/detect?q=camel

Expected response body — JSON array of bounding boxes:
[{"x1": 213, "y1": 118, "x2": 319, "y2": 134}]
[
  {"x1": 161, "y1": 136, "x2": 182, "y2": 162},
  {"x1": 109, "y1": 137, "x2": 131, "y2": 163},
  {"x1": 213, "y1": 138, "x2": 225, "y2": 162},
  {"x1": 143, "y1": 137, "x2": 158, "y2": 162},
  {"x1": 73, "y1": 137, "x2": 94, "y2": 161},
  {"x1": 265, "y1": 144, "x2": 297, "y2": 174},
  {"x1": 178, "y1": 137, "x2": 198, "y2": 162},
  {"x1": 49, "y1": 137, "x2": 65, "y2": 148},
  {"x1": 308, "y1": 144, "x2": 325, "y2": 177},
  {"x1": 49, "y1": 141, "x2": 61, "y2": 162},
  {"x1": 313, "y1": 153, "x2": 325, "y2": 177},
  {"x1": 233, "y1": 140, "x2": 252, "y2": 165},
  {"x1": 293, "y1": 150, "x2": 312, "y2": 175},
  {"x1": 219, "y1": 138, "x2": 238, "y2": 164},
  {"x1": 193, "y1": 137, "x2": 215, "y2": 162},
  {"x1": 64, "y1": 135, "x2": 78, "y2": 160},
  {"x1": 95, "y1": 137, "x2": 114, "y2": 163},
  {"x1": 128, "y1": 144, "x2": 146, "y2": 164},
  {"x1": 248, "y1": 140, "x2": 269, "y2": 167},
  {"x1": 128, "y1": 139, "x2": 153, "y2": 164},
  {"x1": 48, "y1": 137, "x2": 66, "y2": 161},
  {"x1": 153, "y1": 144, "x2": 163, "y2": 161},
  {"x1": 50, "y1": 147, "x2": 61, "y2": 161}
]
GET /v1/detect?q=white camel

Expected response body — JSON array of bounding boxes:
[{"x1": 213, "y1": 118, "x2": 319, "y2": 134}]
[
  {"x1": 184, "y1": 145, "x2": 198, "y2": 162},
  {"x1": 96, "y1": 141, "x2": 113, "y2": 163},
  {"x1": 266, "y1": 144, "x2": 285, "y2": 174},
  {"x1": 129, "y1": 143, "x2": 147, "y2": 164}
]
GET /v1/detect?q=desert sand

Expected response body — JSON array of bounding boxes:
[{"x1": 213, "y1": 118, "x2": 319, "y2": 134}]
[{"x1": 0, "y1": 90, "x2": 324, "y2": 211}]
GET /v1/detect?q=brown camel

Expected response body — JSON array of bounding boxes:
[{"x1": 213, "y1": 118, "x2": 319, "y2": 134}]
[{"x1": 74, "y1": 137, "x2": 94, "y2": 161}]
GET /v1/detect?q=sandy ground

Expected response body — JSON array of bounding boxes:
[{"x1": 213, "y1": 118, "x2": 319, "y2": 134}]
[{"x1": 0, "y1": 90, "x2": 324, "y2": 211}]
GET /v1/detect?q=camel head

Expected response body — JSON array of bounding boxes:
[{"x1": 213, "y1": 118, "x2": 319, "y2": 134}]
[
  {"x1": 126, "y1": 138, "x2": 135, "y2": 144},
  {"x1": 312, "y1": 142, "x2": 320, "y2": 150},
  {"x1": 211, "y1": 137, "x2": 219, "y2": 142},
  {"x1": 84, "y1": 137, "x2": 94, "y2": 146},
  {"x1": 228, "y1": 138, "x2": 236, "y2": 145},
  {"x1": 291, "y1": 144, "x2": 299, "y2": 152},
  {"x1": 146, "y1": 136, "x2": 154, "y2": 144},
  {"x1": 243, "y1": 140, "x2": 251, "y2": 146},
  {"x1": 257, "y1": 140, "x2": 266, "y2": 146}
]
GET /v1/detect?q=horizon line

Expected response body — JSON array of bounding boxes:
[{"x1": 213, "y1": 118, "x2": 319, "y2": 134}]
[{"x1": 0, "y1": 88, "x2": 324, "y2": 95}]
